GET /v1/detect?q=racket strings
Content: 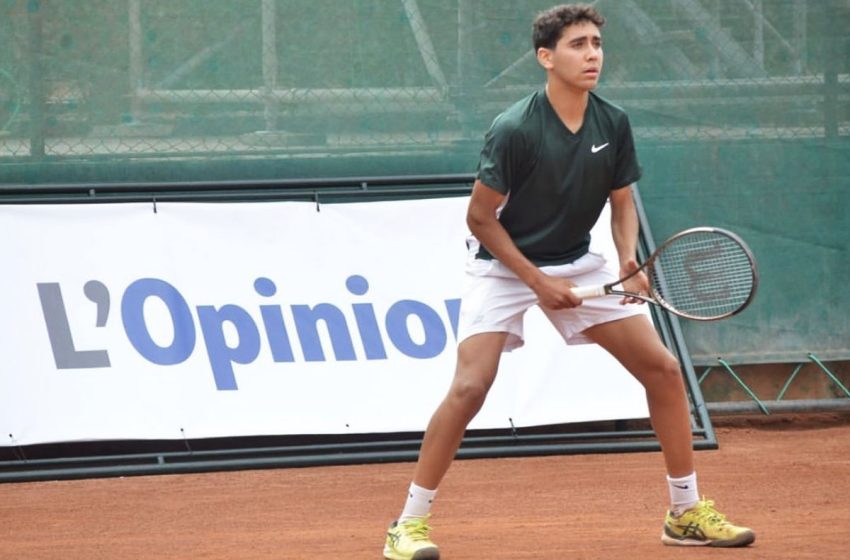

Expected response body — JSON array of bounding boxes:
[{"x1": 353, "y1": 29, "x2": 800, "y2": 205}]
[{"x1": 651, "y1": 233, "x2": 755, "y2": 319}]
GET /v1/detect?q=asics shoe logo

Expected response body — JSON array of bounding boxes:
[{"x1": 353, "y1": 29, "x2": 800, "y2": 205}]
[{"x1": 676, "y1": 522, "x2": 706, "y2": 539}]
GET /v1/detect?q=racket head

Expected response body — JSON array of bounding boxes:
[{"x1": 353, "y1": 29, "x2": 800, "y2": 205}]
[{"x1": 645, "y1": 227, "x2": 758, "y2": 321}]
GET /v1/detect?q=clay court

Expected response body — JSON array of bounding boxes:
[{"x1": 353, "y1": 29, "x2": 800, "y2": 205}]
[{"x1": 1, "y1": 413, "x2": 848, "y2": 560}]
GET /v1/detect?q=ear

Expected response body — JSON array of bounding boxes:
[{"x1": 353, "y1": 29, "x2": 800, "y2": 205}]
[{"x1": 536, "y1": 47, "x2": 554, "y2": 70}]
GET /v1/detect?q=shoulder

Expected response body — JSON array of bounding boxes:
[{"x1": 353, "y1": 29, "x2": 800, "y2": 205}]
[
  {"x1": 589, "y1": 92, "x2": 629, "y2": 118},
  {"x1": 589, "y1": 92, "x2": 632, "y2": 128},
  {"x1": 487, "y1": 90, "x2": 545, "y2": 139}
]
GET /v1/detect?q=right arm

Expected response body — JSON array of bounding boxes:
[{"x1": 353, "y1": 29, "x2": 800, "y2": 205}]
[{"x1": 467, "y1": 180, "x2": 582, "y2": 309}]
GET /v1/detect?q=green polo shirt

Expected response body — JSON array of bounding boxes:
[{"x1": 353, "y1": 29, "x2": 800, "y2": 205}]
[{"x1": 476, "y1": 89, "x2": 642, "y2": 266}]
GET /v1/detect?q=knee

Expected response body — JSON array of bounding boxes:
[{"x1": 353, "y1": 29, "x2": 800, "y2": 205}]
[
  {"x1": 637, "y1": 354, "x2": 684, "y2": 390},
  {"x1": 448, "y1": 375, "x2": 491, "y2": 413},
  {"x1": 659, "y1": 355, "x2": 683, "y2": 380}
]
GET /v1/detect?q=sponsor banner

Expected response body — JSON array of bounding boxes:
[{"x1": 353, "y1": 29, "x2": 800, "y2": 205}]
[{"x1": 0, "y1": 197, "x2": 648, "y2": 446}]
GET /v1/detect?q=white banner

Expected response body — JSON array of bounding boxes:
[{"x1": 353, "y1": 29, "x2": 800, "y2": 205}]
[{"x1": 0, "y1": 197, "x2": 648, "y2": 446}]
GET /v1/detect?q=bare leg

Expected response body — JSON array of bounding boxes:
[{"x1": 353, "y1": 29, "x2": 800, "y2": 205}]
[
  {"x1": 412, "y1": 331, "x2": 509, "y2": 489},
  {"x1": 583, "y1": 315, "x2": 694, "y2": 477}
]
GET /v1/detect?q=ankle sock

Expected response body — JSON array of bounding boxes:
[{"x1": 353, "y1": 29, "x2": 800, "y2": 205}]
[
  {"x1": 667, "y1": 472, "x2": 699, "y2": 516},
  {"x1": 399, "y1": 482, "x2": 437, "y2": 522}
]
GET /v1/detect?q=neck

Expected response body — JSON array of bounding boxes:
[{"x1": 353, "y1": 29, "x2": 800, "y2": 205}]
[{"x1": 545, "y1": 79, "x2": 590, "y2": 118}]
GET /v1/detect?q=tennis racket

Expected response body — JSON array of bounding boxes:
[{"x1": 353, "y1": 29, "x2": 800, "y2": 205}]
[{"x1": 571, "y1": 227, "x2": 758, "y2": 321}]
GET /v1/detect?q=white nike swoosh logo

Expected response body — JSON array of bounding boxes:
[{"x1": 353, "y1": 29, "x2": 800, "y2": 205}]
[{"x1": 591, "y1": 143, "x2": 609, "y2": 153}]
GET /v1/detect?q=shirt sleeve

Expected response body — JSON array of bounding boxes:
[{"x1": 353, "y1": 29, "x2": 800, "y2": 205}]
[
  {"x1": 476, "y1": 115, "x2": 526, "y2": 195},
  {"x1": 612, "y1": 113, "x2": 642, "y2": 190}
]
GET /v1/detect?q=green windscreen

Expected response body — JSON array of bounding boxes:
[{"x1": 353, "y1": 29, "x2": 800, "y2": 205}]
[{"x1": 1, "y1": 0, "x2": 848, "y2": 364}]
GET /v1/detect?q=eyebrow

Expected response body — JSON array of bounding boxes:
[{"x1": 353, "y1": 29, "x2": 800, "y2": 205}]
[{"x1": 567, "y1": 34, "x2": 602, "y2": 46}]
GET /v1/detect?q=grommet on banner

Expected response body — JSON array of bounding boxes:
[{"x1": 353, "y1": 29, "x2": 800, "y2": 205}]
[
  {"x1": 180, "y1": 427, "x2": 193, "y2": 453},
  {"x1": 8, "y1": 434, "x2": 27, "y2": 462}
]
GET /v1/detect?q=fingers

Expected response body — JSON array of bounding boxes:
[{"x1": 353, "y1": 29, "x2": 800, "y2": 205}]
[
  {"x1": 535, "y1": 276, "x2": 583, "y2": 310},
  {"x1": 620, "y1": 292, "x2": 647, "y2": 306},
  {"x1": 541, "y1": 290, "x2": 583, "y2": 310},
  {"x1": 543, "y1": 293, "x2": 583, "y2": 310}
]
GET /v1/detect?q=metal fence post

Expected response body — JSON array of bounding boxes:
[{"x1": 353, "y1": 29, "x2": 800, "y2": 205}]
[
  {"x1": 27, "y1": 0, "x2": 45, "y2": 158},
  {"x1": 261, "y1": 0, "x2": 278, "y2": 132}
]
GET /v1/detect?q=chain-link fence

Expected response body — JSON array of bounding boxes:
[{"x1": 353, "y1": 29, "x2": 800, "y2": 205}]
[{"x1": 0, "y1": 0, "x2": 847, "y2": 164}]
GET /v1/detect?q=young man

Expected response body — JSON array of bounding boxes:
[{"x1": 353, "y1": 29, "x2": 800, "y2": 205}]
[{"x1": 383, "y1": 4, "x2": 755, "y2": 559}]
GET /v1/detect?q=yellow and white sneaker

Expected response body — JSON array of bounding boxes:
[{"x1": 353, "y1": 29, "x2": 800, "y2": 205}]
[
  {"x1": 662, "y1": 497, "x2": 755, "y2": 547},
  {"x1": 383, "y1": 514, "x2": 440, "y2": 560}
]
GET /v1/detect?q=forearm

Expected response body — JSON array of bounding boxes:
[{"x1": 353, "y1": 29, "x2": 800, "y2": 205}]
[
  {"x1": 468, "y1": 214, "x2": 545, "y2": 289},
  {"x1": 610, "y1": 189, "x2": 640, "y2": 268}
]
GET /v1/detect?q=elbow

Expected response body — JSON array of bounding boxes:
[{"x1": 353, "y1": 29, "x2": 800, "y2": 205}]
[
  {"x1": 466, "y1": 206, "x2": 495, "y2": 238},
  {"x1": 466, "y1": 207, "x2": 485, "y2": 233}
]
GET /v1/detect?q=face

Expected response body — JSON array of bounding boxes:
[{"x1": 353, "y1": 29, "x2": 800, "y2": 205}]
[{"x1": 537, "y1": 21, "x2": 603, "y2": 91}]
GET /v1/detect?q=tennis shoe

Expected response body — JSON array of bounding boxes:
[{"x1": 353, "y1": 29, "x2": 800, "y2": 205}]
[
  {"x1": 662, "y1": 497, "x2": 755, "y2": 547},
  {"x1": 383, "y1": 514, "x2": 440, "y2": 560}
]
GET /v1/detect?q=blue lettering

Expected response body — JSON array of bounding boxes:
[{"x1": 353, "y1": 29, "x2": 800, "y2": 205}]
[
  {"x1": 292, "y1": 303, "x2": 356, "y2": 361},
  {"x1": 49, "y1": 275, "x2": 458, "y2": 391},
  {"x1": 254, "y1": 277, "x2": 295, "y2": 363},
  {"x1": 197, "y1": 304, "x2": 260, "y2": 391},
  {"x1": 122, "y1": 278, "x2": 195, "y2": 365},
  {"x1": 346, "y1": 275, "x2": 387, "y2": 360},
  {"x1": 444, "y1": 298, "x2": 461, "y2": 339},
  {"x1": 385, "y1": 300, "x2": 447, "y2": 359}
]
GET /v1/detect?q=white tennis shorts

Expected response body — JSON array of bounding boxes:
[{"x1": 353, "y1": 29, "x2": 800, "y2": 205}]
[{"x1": 457, "y1": 250, "x2": 646, "y2": 352}]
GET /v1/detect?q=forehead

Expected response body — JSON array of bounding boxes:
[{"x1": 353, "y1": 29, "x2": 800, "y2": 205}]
[{"x1": 559, "y1": 21, "x2": 601, "y2": 42}]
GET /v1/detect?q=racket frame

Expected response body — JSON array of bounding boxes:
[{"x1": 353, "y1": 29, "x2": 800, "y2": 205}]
[{"x1": 573, "y1": 227, "x2": 759, "y2": 321}]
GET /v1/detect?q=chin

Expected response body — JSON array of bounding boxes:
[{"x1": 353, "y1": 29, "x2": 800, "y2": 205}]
[{"x1": 572, "y1": 76, "x2": 599, "y2": 89}]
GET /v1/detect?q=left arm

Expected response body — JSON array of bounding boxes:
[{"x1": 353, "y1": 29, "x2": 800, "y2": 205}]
[{"x1": 609, "y1": 185, "x2": 649, "y2": 304}]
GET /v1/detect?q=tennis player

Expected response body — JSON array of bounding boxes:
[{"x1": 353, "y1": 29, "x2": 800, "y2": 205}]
[{"x1": 383, "y1": 4, "x2": 754, "y2": 559}]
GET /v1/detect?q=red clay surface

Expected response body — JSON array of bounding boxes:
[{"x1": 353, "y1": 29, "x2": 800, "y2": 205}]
[{"x1": 1, "y1": 413, "x2": 848, "y2": 560}]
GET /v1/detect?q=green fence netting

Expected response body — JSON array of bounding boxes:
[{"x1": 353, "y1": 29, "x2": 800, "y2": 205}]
[{"x1": 1, "y1": 0, "x2": 848, "y2": 365}]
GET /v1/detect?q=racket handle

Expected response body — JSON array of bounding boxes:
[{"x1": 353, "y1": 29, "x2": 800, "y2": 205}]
[{"x1": 571, "y1": 285, "x2": 607, "y2": 299}]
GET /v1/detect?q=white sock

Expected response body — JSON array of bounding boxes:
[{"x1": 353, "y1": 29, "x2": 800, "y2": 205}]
[
  {"x1": 667, "y1": 472, "x2": 699, "y2": 516},
  {"x1": 399, "y1": 482, "x2": 437, "y2": 522}
]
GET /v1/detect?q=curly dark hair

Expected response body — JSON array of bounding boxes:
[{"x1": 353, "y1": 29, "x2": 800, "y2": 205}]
[{"x1": 532, "y1": 4, "x2": 606, "y2": 51}]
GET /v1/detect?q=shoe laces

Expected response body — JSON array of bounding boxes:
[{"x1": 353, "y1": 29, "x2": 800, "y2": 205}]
[
  {"x1": 690, "y1": 498, "x2": 728, "y2": 525},
  {"x1": 400, "y1": 515, "x2": 433, "y2": 541}
]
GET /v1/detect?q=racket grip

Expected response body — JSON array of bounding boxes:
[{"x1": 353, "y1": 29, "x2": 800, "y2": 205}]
[{"x1": 571, "y1": 285, "x2": 607, "y2": 299}]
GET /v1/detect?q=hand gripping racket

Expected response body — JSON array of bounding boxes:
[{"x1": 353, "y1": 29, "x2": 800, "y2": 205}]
[{"x1": 571, "y1": 227, "x2": 758, "y2": 321}]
